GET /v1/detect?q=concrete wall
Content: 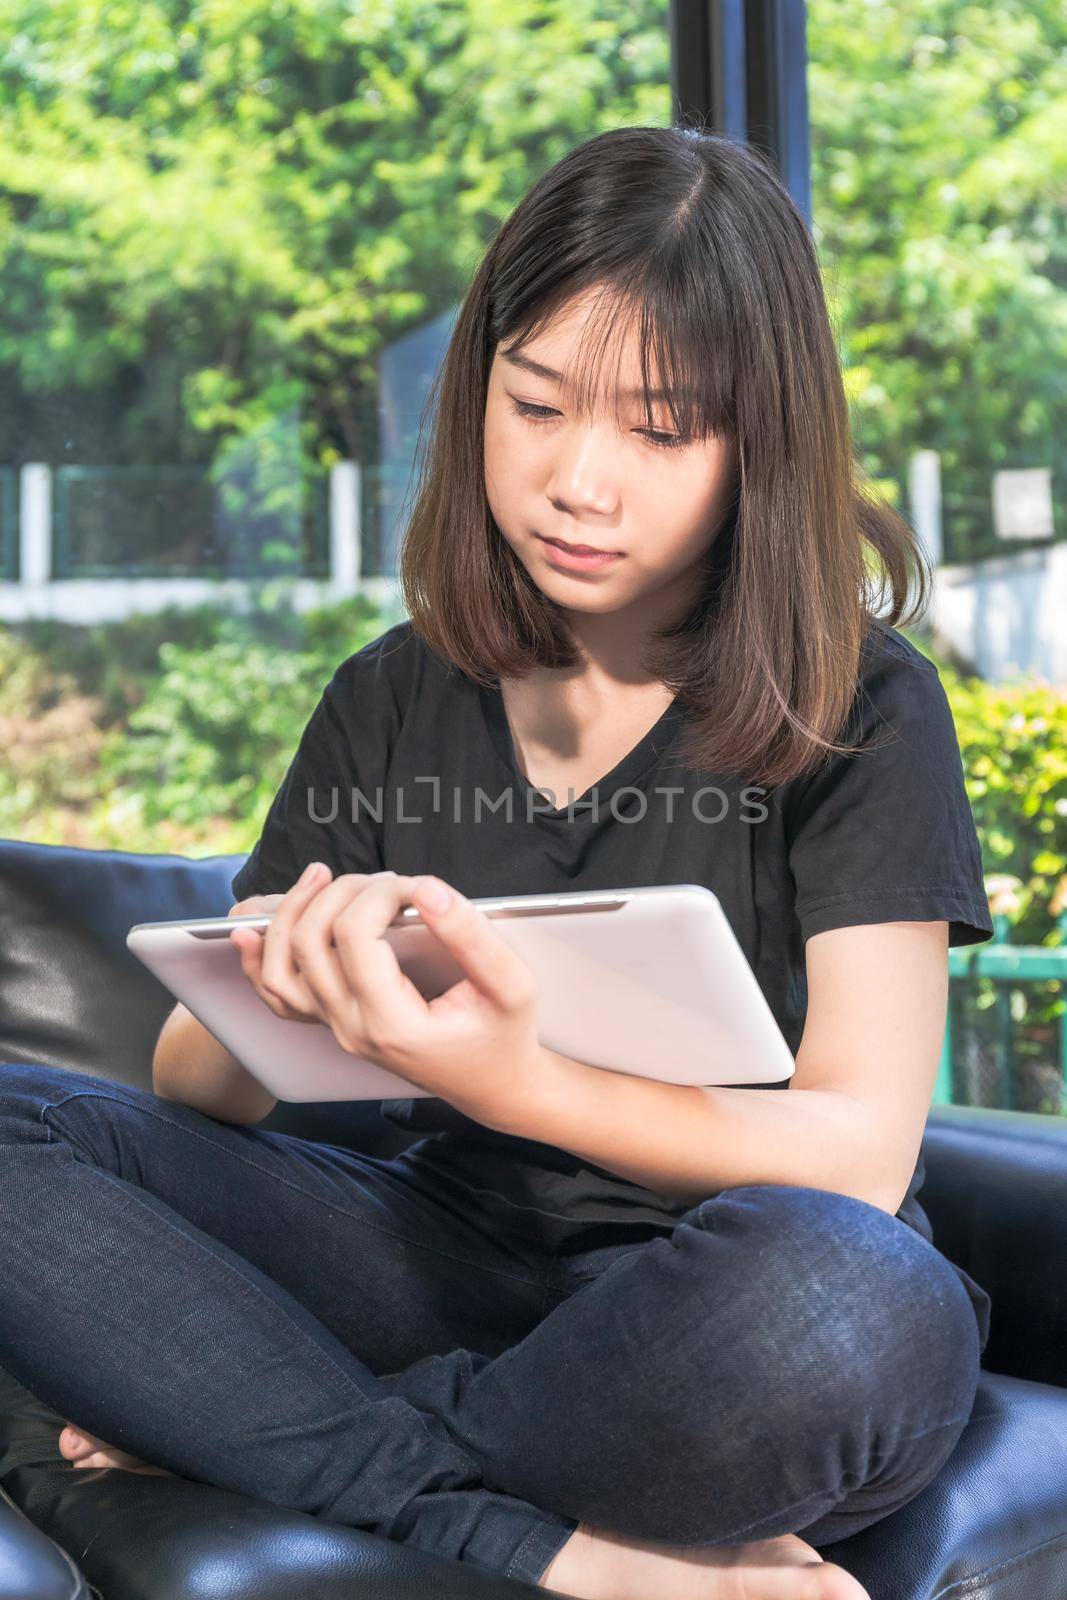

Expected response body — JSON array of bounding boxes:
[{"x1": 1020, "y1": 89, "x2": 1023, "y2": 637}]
[
  {"x1": 929, "y1": 541, "x2": 1067, "y2": 687},
  {"x1": 0, "y1": 573, "x2": 405, "y2": 626}
]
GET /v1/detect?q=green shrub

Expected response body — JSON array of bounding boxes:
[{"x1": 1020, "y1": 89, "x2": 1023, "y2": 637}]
[
  {"x1": 4, "y1": 605, "x2": 1066, "y2": 922},
  {"x1": 0, "y1": 589, "x2": 390, "y2": 852},
  {"x1": 906, "y1": 632, "x2": 1067, "y2": 948},
  {"x1": 903, "y1": 632, "x2": 1067, "y2": 1108}
]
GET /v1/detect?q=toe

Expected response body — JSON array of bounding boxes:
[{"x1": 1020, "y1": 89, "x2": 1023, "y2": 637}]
[
  {"x1": 58, "y1": 1425, "x2": 92, "y2": 1459},
  {"x1": 813, "y1": 1563, "x2": 871, "y2": 1600}
]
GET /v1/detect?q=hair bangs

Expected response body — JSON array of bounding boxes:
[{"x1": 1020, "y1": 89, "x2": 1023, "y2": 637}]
[
  {"x1": 402, "y1": 126, "x2": 930, "y2": 787},
  {"x1": 500, "y1": 275, "x2": 736, "y2": 445}
]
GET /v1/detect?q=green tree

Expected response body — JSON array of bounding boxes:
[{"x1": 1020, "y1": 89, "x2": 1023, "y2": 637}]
[
  {"x1": 809, "y1": 0, "x2": 1067, "y2": 557},
  {"x1": 0, "y1": 0, "x2": 669, "y2": 504},
  {"x1": 3, "y1": 3, "x2": 1062, "y2": 565}
]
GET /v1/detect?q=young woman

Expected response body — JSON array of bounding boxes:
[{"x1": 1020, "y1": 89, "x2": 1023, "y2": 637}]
[{"x1": 2, "y1": 126, "x2": 993, "y2": 1600}]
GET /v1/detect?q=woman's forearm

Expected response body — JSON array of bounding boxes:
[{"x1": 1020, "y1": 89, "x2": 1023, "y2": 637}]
[
  {"x1": 152, "y1": 1002, "x2": 278, "y2": 1126},
  {"x1": 486, "y1": 1047, "x2": 899, "y2": 1214}
]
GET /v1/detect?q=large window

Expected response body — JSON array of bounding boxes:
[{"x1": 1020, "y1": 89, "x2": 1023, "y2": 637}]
[
  {"x1": 807, "y1": 0, "x2": 1065, "y2": 569},
  {"x1": 0, "y1": 1, "x2": 671, "y2": 605},
  {"x1": 2, "y1": 2, "x2": 1064, "y2": 1124},
  {"x1": 807, "y1": 0, "x2": 1067, "y2": 1116},
  {"x1": 0, "y1": 0, "x2": 670, "y2": 851}
]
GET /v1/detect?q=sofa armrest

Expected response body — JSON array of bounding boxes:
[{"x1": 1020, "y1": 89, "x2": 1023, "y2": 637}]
[
  {"x1": 920, "y1": 1105, "x2": 1067, "y2": 1389},
  {"x1": 0, "y1": 1485, "x2": 89, "y2": 1600},
  {"x1": 0, "y1": 837, "x2": 412, "y2": 1162},
  {"x1": 3, "y1": 1465, "x2": 547, "y2": 1600},
  {"x1": 0, "y1": 837, "x2": 244, "y2": 1092}
]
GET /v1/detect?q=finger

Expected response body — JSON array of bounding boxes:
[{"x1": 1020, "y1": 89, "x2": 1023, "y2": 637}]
[
  {"x1": 229, "y1": 921, "x2": 270, "y2": 958},
  {"x1": 228, "y1": 923, "x2": 267, "y2": 983},
  {"x1": 227, "y1": 893, "x2": 284, "y2": 919},
  {"x1": 405, "y1": 875, "x2": 536, "y2": 1010},
  {"x1": 230, "y1": 925, "x2": 320, "y2": 1022},
  {"x1": 226, "y1": 898, "x2": 286, "y2": 975},
  {"x1": 290, "y1": 871, "x2": 421, "y2": 1040},
  {"x1": 327, "y1": 872, "x2": 435, "y2": 1041},
  {"x1": 257, "y1": 862, "x2": 340, "y2": 1014},
  {"x1": 227, "y1": 894, "x2": 274, "y2": 959}
]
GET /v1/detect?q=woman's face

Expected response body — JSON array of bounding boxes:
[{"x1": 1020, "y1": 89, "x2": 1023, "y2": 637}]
[{"x1": 484, "y1": 289, "x2": 738, "y2": 620}]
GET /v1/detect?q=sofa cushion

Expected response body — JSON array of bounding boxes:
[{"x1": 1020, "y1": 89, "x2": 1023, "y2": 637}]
[
  {"x1": 816, "y1": 1371, "x2": 1067, "y2": 1598},
  {"x1": 2, "y1": 1361, "x2": 1066, "y2": 1600},
  {"x1": 0, "y1": 1366, "x2": 540, "y2": 1600},
  {"x1": 921, "y1": 1107, "x2": 1067, "y2": 1391},
  {"x1": 0, "y1": 839, "x2": 242, "y2": 1090},
  {"x1": 0, "y1": 838, "x2": 412, "y2": 1158},
  {"x1": 0, "y1": 1482, "x2": 90, "y2": 1600}
]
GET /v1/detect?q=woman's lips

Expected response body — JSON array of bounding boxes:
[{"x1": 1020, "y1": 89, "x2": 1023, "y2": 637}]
[{"x1": 536, "y1": 534, "x2": 623, "y2": 570}]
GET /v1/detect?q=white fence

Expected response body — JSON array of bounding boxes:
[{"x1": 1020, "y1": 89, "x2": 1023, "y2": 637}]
[
  {"x1": 0, "y1": 461, "x2": 406, "y2": 623},
  {"x1": 3, "y1": 453, "x2": 1063, "y2": 687}
]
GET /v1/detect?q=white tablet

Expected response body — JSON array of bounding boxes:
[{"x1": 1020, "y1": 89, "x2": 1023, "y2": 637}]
[{"x1": 126, "y1": 883, "x2": 795, "y2": 1103}]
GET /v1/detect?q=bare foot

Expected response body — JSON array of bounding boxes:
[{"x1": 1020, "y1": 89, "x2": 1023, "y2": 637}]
[
  {"x1": 58, "y1": 1423, "x2": 174, "y2": 1477},
  {"x1": 537, "y1": 1521, "x2": 870, "y2": 1600}
]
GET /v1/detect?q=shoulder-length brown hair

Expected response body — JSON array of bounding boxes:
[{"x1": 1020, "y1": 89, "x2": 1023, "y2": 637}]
[{"x1": 399, "y1": 124, "x2": 931, "y2": 790}]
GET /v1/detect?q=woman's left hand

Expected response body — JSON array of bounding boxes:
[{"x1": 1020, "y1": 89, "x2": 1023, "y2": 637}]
[{"x1": 232, "y1": 868, "x2": 547, "y2": 1131}]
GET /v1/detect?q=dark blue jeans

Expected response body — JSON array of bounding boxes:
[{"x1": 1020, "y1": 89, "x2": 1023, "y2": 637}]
[{"x1": 0, "y1": 1062, "x2": 983, "y2": 1587}]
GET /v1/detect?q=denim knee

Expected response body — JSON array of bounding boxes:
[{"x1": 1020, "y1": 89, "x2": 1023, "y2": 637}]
[
  {"x1": 671, "y1": 1183, "x2": 981, "y2": 1444},
  {"x1": 446, "y1": 1181, "x2": 981, "y2": 1548}
]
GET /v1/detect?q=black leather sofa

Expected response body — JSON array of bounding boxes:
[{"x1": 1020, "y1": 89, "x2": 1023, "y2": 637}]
[{"x1": 1, "y1": 835, "x2": 1065, "y2": 1600}]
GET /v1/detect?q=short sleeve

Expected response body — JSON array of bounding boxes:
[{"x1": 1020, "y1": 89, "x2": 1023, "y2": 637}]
[
  {"x1": 784, "y1": 646, "x2": 993, "y2": 948},
  {"x1": 230, "y1": 660, "x2": 392, "y2": 905}
]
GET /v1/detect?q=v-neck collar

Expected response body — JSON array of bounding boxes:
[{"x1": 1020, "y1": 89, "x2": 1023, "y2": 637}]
[{"x1": 477, "y1": 678, "x2": 686, "y2": 823}]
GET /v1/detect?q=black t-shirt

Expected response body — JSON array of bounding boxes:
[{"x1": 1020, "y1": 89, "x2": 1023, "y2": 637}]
[{"x1": 232, "y1": 615, "x2": 994, "y2": 1345}]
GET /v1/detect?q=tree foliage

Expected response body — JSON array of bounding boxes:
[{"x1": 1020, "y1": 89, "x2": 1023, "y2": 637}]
[
  {"x1": 1, "y1": 2, "x2": 1062, "y2": 564},
  {"x1": 0, "y1": 0, "x2": 669, "y2": 484},
  {"x1": 809, "y1": 0, "x2": 1067, "y2": 555}
]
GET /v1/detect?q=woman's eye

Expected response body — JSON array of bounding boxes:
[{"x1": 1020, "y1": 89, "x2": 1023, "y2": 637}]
[
  {"x1": 509, "y1": 399, "x2": 559, "y2": 423},
  {"x1": 642, "y1": 430, "x2": 686, "y2": 451},
  {"x1": 507, "y1": 397, "x2": 686, "y2": 451}
]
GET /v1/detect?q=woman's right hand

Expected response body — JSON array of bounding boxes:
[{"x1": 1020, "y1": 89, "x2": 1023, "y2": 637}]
[
  {"x1": 227, "y1": 863, "x2": 371, "y2": 1026},
  {"x1": 227, "y1": 893, "x2": 287, "y2": 919}
]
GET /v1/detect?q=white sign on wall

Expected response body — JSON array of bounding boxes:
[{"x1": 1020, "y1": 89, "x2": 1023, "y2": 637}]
[{"x1": 992, "y1": 467, "x2": 1054, "y2": 541}]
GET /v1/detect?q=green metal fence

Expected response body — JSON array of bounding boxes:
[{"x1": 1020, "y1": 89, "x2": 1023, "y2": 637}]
[
  {"x1": 52, "y1": 465, "x2": 330, "y2": 579},
  {"x1": 934, "y1": 910, "x2": 1067, "y2": 1109}
]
